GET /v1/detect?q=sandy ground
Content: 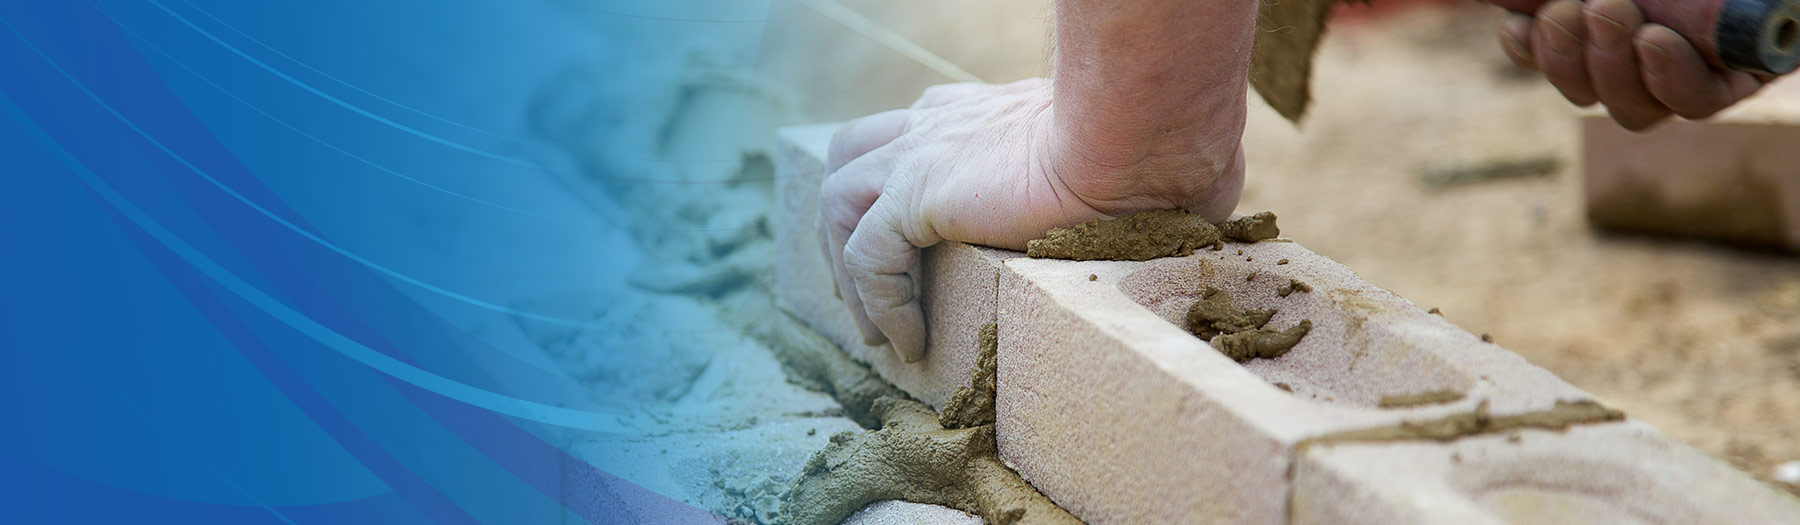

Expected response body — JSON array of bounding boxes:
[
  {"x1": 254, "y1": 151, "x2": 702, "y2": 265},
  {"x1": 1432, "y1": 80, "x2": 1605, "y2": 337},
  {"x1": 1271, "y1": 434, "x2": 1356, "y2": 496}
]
[{"x1": 758, "y1": 0, "x2": 1800, "y2": 493}]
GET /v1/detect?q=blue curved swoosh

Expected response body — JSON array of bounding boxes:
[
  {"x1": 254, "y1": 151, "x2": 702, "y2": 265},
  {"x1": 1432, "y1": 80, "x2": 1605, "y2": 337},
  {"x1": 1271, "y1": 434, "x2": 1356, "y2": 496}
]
[
  {"x1": 176, "y1": 0, "x2": 543, "y2": 148},
  {"x1": 143, "y1": 0, "x2": 541, "y2": 168},
  {"x1": 98, "y1": 6, "x2": 563, "y2": 221},
  {"x1": 1, "y1": 14, "x2": 613, "y2": 330},
  {"x1": 0, "y1": 92, "x2": 629, "y2": 434}
]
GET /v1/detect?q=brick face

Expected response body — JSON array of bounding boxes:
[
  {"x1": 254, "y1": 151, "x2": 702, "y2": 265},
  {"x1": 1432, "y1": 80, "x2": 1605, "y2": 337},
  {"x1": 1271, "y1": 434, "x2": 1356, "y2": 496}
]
[
  {"x1": 996, "y1": 244, "x2": 1593, "y2": 523},
  {"x1": 1293, "y1": 421, "x2": 1800, "y2": 525}
]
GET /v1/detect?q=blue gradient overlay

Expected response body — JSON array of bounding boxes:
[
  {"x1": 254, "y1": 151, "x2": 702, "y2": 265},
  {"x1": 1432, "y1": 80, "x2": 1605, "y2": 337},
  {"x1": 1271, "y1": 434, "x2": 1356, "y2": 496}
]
[{"x1": 1, "y1": 0, "x2": 780, "y2": 522}]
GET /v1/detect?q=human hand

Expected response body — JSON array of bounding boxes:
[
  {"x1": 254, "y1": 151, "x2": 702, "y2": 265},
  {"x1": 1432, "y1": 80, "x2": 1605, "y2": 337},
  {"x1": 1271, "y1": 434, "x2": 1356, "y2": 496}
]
[
  {"x1": 819, "y1": 79, "x2": 1245, "y2": 362},
  {"x1": 1495, "y1": 0, "x2": 1769, "y2": 130}
]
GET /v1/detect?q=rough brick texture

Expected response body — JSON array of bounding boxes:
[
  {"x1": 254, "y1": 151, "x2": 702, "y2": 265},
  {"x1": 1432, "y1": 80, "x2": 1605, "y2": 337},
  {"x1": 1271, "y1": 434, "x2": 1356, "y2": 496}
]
[
  {"x1": 1293, "y1": 421, "x2": 1800, "y2": 524},
  {"x1": 772, "y1": 124, "x2": 1018, "y2": 409},
  {"x1": 997, "y1": 241, "x2": 1597, "y2": 523},
  {"x1": 842, "y1": 501, "x2": 982, "y2": 525}
]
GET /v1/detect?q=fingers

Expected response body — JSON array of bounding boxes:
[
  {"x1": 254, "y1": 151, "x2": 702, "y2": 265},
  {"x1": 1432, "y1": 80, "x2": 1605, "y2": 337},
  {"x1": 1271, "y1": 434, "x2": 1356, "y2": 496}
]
[
  {"x1": 1499, "y1": 14, "x2": 1538, "y2": 71},
  {"x1": 1636, "y1": 25, "x2": 1765, "y2": 119},
  {"x1": 825, "y1": 214, "x2": 882, "y2": 346},
  {"x1": 820, "y1": 153, "x2": 894, "y2": 347},
  {"x1": 822, "y1": 148, "x2": 937, "y2": 363},
  {"x1": 842, "y1": 189, "x2": 934, "y2": 363},
  {"x1": 818, "y1": 215, "x2": 840, "y2": 299},
  {"x1": 1532, "y1": 0, "x2": 1599, "y2": 106},
  {"x1": 1583, "y1": 0, "x2": 1670, "y2": 129},
  {"x1": 829, "y1": 109, "x2": 912, "y2": 173},
  {"x1": 1499, "y1": 0, "x2": 1763, "y2": 129}
]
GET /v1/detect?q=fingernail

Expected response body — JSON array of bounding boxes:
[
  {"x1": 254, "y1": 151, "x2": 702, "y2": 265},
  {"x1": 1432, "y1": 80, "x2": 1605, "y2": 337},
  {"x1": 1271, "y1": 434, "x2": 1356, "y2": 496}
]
[
  {"x1": 1586, "y1": 9, "x2": 1630, "y2": 50},
  {"x1": 1636, "y1": 38, "x2": 1670, "y2": 74},
  {"x1": 1544, "y1": 16, "x2": 1582, "y2": 55}
]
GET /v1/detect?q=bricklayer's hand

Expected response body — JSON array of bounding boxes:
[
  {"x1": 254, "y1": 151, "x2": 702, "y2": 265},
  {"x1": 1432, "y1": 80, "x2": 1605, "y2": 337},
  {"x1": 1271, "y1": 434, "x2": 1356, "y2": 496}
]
[
  {"x1": 819, "y1": 79, "x2": 1244, "y2": 362},
  {"x1": 1497, "y1": 0, "x2": 1770, "y2": 130}
]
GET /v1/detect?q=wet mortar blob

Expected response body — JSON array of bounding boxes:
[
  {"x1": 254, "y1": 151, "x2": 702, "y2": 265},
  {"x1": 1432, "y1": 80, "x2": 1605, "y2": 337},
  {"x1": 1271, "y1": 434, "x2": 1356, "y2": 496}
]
[
  {"x1": 1377, "y1": 389, "x2": 1468, "y2": 409},
  {"x1": 1026, "y1": 210, "x2": 1282, "y2": 261},
  {"x1": 780, "y1": 324, "x2": 1082, "y2": 525},
  {"x1": 1187, "y1": 287, "x2": 1276, "y2": 339},
  {"x1": 1305, "y1": 400, "x2": 1626, "y2": 446},
  {"x1": 1213, "y1": 320, "x2": 1312, "y2": 362},
  {"x1": 1185, "y1": 286, "x2": 1312, "y2": 363}
]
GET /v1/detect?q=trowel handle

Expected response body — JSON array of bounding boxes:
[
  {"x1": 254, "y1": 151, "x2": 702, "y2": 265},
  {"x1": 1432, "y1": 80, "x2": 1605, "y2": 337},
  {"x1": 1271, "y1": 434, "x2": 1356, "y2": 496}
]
[{"x1": 1488, "y1": 0, "x2": 1800, "y2": 74}]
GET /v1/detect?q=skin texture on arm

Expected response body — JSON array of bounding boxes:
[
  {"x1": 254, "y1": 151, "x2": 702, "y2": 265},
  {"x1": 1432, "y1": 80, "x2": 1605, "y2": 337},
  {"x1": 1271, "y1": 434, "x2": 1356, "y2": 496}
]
[
  {"x1": 1049, "y1": 0, "x2": 1255, "y2": 216},
  {"x1": 818, "y1": 0, "x2": 1258, "y2": 362}
]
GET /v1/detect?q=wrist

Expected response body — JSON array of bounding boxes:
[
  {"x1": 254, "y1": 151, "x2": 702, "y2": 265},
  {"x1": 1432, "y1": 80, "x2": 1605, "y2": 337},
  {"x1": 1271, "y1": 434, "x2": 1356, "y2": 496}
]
[
  {"x1": 1048, "y1": 0, "x2": 1256, "y2": 221},
  {"x1": 1043, "y1": 98, "x2": 1247, "y2": 222}
]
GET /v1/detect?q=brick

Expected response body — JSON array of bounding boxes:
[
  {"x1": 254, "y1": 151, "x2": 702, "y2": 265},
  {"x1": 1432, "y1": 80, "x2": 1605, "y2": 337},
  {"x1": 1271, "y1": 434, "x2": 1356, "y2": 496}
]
[
  {"x1": 841, "y1": 501, "x2": 983, "y2": 525},
  {"x1": 996, "y1": 242, "x2": 1600, "y2": 524},
  {"x1": 1583, "y1": 77, "x2": 1800, "y2": 250},
  {"x1": 772, "y1": 124, "x2": 1019, "y2": 409},
  {"x1": 1292, "y1": 420, "x2": 1800, "y2": 524}
]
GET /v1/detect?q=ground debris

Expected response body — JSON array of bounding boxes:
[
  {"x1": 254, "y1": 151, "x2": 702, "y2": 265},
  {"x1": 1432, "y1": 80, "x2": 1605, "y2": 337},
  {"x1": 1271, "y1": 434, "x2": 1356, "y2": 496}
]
[{"x1": 1420, "y1": 157, "x2": 1559, "y2": 188}]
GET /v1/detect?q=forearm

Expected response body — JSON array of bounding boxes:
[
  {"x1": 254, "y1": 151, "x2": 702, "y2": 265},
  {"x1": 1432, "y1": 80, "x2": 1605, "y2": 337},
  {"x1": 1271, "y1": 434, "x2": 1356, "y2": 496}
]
[{"x1": 1052, "y1": 0, "x2": 1257, "y2": 203}]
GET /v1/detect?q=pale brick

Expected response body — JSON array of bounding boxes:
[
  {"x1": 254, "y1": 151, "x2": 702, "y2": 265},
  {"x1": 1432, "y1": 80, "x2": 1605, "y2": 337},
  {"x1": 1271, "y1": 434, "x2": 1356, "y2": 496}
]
[
  {"x1": 997, "y1": 241, "x2": 1593, "y2": 524},
  {"x1": 1583, "y1": 77, "x2": 1800, "y2": 250},
  {"x1": 1293, "y1": 420, "x2": 1800, "y2": 524},
  {"x1": 772, "y1": 125, "x2": 1019, "y2": 408},
  {"x1": 841, "y1": 501, "x2": 983, "y2": 525}
]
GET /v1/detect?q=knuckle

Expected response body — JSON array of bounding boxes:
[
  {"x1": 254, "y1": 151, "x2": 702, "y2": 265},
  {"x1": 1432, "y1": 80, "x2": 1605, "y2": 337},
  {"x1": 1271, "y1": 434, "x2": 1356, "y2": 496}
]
[
  {"x1": 841, "y1": 241, "x2": 880, "y2": 276},
  {"x1": 857, "y1": 279, "x2": 915, "y2": 311}
]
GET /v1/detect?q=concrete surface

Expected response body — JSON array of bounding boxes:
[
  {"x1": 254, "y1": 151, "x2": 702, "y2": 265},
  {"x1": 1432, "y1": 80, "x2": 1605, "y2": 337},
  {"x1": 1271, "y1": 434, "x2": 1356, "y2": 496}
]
[{"x1": 772, "y1": 124, "x2": 1020, "y2": 410}]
